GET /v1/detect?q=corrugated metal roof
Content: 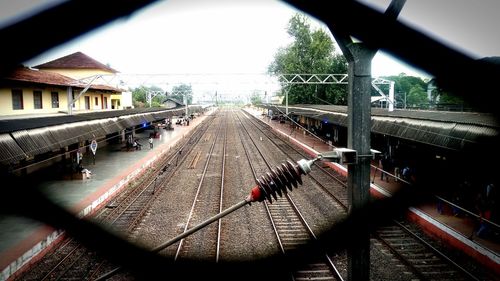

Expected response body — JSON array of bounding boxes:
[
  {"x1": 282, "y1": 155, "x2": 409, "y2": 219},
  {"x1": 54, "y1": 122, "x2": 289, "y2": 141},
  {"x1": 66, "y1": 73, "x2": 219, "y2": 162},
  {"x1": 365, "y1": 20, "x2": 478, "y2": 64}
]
[
  {"x1": 260, "y1": 104, "x2": 499, "y2": 151},
  {"x1": 283, "y1": 104, "x2": 499, "y2": 127},
  {"x1": 0, "y1": 134, "x2": 25, "y2": 164},
  {"x1": 0, "y1": 106, "x2": 201, "y2": 165},
  {"x1": 100, "y1": 118, "x2": 124, "y2": 134},
  {"x1": 0, "y1": 107, "x2": 187, "y2": 133},
  {"x1": 11, "y1": 130, "x2": 45, "y2": 157},
  {"x1": 48, "y1": 123, "x2": 79, "y2": 148}
]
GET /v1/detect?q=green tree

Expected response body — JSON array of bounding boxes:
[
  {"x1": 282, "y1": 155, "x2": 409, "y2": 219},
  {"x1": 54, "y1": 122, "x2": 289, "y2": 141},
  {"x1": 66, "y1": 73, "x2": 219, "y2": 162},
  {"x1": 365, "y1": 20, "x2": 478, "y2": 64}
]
[
  {"x1": 382, "y1": 73, "x2": 428, "y2": 108},
  {"x1": 170, "y1": 84, "x2": 193, "y2": 105},
  {"x1": 268, "y1": 13, "x2": 347, "y2": 105},
  {"x1": 250, "y1": 91, "x2": 262, "y2": 105},
  {"x1": 432, "y1": 79, "x2": 469, "y2": 110},
  {"x1": 406, "y1": 84, "x2": 428, "y2": 108},
  {"x1": 132, "y1": 85, "x2": 164, "y2": 108}
]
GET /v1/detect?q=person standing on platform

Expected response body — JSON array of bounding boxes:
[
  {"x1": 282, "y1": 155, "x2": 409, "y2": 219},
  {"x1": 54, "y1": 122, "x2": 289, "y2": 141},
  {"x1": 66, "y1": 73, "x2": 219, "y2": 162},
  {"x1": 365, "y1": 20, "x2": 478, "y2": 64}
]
[
  {"x1": 474, "y1": 191, "x2": 490, "y2": 238},
  {"x1": 379, "y1": 157, "x2": 385, "y2": 181},
  {"x1": 149, "y1": 136, "x2": 154, "y2": 149},
  {"x1": 380, "y1": 154, "x2": 390, "y2": 182},
  {"x1": 402, "y1": 165, "x2": 411, "y2": 182},
  {"x1": 134, "y1": 139, "x2": 142, "y2": 150}
]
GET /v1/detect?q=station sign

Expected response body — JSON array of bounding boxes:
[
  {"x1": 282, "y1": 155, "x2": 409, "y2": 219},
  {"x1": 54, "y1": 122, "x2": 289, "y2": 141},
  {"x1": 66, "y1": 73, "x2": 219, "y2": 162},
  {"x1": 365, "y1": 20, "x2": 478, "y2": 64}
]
[{"x1": 90, "y1": 139, "x2": 98, "y2": 155}]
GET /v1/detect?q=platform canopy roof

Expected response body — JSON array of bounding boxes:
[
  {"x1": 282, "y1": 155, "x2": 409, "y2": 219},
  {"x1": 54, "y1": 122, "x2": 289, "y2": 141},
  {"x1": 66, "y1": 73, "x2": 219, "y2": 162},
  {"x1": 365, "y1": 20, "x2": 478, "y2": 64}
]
[
  {"x1": 261, "y1": 104, "x2": 499, "y2": 151},
  {"x1": 0, "y1": 105, "x2": 208, "y2": 165}
]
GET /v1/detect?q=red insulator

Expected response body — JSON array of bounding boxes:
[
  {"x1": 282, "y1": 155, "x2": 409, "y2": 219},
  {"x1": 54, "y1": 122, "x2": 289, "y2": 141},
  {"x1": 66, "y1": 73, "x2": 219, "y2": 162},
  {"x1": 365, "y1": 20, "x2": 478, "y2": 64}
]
[{"x1": 252, "y1": 160, "x2": 305, "y2": 203}]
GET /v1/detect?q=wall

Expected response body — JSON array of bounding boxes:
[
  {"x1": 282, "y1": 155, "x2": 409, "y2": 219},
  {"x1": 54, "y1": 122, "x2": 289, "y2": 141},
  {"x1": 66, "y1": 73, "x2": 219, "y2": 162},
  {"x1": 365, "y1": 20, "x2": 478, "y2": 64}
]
[
  {"x1": 40, "y1": 68, "x2": 121, "y2": 111},
  {"x1": 40, "y1": 68, "x2": 113, "y2": 80},
  {"x1": 0, "y1": 86, "x2": 117, "y2": 116},
  {"x1": 0, "y1": 87, "x2": 69, "y2": 116},
  {"x1": 116, "y1": 92, "x2": 131, "y2": 109}
]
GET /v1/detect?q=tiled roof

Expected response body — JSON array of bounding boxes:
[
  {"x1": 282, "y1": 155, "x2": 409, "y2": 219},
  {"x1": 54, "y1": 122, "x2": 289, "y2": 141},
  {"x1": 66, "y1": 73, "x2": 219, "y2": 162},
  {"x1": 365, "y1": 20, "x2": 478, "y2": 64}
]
[
  {"x1": 90, "y1": 83, "x2": 125, "y2": 92},
  {"x1": 1, "y1": 67, "x2": 123, "y2": 92},
  {"x1": 34, "y1": 52, "x2": 118, "y2": 73},
  {"x1": 2, "y1": 67, "x2": 76, "y2": 87}
]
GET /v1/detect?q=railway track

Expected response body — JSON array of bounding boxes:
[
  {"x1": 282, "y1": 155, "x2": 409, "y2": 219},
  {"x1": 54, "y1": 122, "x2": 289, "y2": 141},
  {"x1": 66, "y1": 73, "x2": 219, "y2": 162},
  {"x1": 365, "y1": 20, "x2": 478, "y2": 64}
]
[
  {"x1": 243, "y1": 108, "x2": 483, "y2": 281},
  {"x1": 16, "y1": 115, "x2": 215, "y2": 281},
  {"x1": 236, "y1": 110, "x2": 344, "y2": 281},
  {"x1": 174, "y1": 113, "x2": 227, "y2": 261},
  {"x1": 374, "y1": 221, "x2": 478, "y2": 281},
  {"x1": 16, "y1": 108, "x2": 488, "y2": 280}
]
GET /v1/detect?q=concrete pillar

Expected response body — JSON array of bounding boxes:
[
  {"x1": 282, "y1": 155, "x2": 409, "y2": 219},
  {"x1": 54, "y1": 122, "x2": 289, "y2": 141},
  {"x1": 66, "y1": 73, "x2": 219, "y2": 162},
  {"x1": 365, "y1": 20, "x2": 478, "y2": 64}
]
[
  {"x1": 389, "y1": 81, "x2": 395, "y2": 112},
  {"x1": 285, "y1": 87, "x2": 289, "y2": 115},
  {"x1": 67, "y1": 86, "x2": 73, "y2": 115},
  {"x1": 326, "y1": 3, "x2": 405, "y2": 279},
  {"x1": 346, "y1": 46, "x2": 375, "y2": 281}
]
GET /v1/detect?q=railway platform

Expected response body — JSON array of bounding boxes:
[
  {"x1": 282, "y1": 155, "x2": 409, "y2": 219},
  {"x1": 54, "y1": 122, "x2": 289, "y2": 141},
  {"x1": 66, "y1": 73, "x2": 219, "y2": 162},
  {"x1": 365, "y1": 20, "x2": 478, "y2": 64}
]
[
  {"x1": 244, "y1": 106, "x2": 500, "y2": 275},
  {"x1": 1, "y1": 106, "x2": 498, "y2": 280},
  {"x1": 0, "y1": 109, "x2": 215, "y2": 281}
]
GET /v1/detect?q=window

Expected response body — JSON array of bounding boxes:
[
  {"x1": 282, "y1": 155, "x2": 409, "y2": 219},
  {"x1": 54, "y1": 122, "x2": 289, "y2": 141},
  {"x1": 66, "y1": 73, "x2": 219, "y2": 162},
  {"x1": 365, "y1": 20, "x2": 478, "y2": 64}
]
[
  {"x1": 103, "y1": 97, "x2": 108, "y2": 109},
  {"x1": 51, "y1": 91, "x2": 59, "y2": 108},
  {"x1": 33, "y1": 90, "x2": 42, "y2": 109},
  {"x1": 84, "y1": 96, "x2": 90, "y2": 109},
  {"x1": 12, "y1": 89, "x2": 23, "y2": 110},
  {"x1": 95, "y1": 97, "x2": 98, "y2": 106}
]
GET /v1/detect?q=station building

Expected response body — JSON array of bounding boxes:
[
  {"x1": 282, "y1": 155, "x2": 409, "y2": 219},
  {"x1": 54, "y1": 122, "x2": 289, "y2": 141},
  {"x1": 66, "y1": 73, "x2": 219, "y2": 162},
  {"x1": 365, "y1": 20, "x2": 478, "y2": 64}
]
[
  {"x1": 0, "y1": 52, "x2": 194, "y2": 177},
  {"x1": 0, "y1": 52, "x2": 124, "y2": 117}
]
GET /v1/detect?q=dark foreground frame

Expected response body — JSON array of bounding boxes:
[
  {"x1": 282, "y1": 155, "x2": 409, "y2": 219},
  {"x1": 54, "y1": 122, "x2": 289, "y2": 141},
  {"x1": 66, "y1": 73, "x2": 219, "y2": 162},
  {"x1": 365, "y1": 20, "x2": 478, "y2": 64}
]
[{"x1": 1, "y1": 1, "x2": 498, "y2": 280}]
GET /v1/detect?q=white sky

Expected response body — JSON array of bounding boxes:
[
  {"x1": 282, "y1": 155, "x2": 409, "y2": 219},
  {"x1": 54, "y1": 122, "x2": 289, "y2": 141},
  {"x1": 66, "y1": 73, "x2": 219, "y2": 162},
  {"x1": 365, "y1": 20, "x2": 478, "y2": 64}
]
[{"x1": 2, "y1": 0, "x2": 500, "y2": 100}]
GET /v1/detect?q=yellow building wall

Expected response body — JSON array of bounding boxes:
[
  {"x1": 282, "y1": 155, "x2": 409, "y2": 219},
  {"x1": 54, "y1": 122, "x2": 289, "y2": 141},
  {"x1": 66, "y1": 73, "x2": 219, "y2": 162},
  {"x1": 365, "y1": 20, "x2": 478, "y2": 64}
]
[
  {"x1": 40, "y1": 68, "x2": 114, "y2": 80},
  {"x1": 0, "y1": 86, "x2": 116, "y2": 116},
  {"x1": 0, "y1": 89, "x2": 12, "y2": 115},
  {"x1": 0, "y1": 87, "x2": 69, "y2": 116},
  {"x1": 110, "y1": 94, "x2": 123, "y2": 109},
  {"x1": 38, "y1": 69, "x2": 122, "y2": 110},
  {"x1": 70, "y1": 90, "x2": 115, "y2": 111}
]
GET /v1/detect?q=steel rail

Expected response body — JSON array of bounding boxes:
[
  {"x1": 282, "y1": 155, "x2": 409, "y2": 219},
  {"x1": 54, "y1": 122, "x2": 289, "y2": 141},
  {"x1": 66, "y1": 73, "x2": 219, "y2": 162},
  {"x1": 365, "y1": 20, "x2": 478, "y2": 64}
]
[
  {"x1": 216, "y1": 113, "x2": 228, "y2": 263},
  {"x1": 236, "y1": 109, "x2": 344, "y2": 281},
  {"x1": 252, "y1": 109, "x2": 483, "y2": 280},
  {"x1": 174, "y1": 116, "x2": 225, "y2": 260}
]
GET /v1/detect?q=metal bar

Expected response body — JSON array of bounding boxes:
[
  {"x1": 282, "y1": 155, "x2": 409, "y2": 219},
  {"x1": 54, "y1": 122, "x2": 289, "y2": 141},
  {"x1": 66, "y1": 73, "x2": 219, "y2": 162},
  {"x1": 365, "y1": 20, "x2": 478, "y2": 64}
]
[
  {"x1": 282, "y1": 0, "x2": 500, "y2": 113},
  {"x1": 95, "y1": 199, "x2": 250, "y2": 281},
  {"x1": 70, "y1": 75, "x2": 101, "y2": 110}
]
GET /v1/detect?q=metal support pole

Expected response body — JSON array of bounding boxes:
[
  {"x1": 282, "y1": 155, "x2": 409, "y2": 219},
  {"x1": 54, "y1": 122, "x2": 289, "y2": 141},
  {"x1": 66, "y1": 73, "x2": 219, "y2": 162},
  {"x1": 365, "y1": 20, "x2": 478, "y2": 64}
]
[
  {"x1": 69, "y1": 75, "x2": 100, "y2": 113},
  {"x1": 346, "y1": 46, "x2": 375, "y2": 281},
  {"x1": 67, "y1": 86, "x2": 73, "y2": 115},
  {"x1": 388, "y1": 81, "x2": 395, "y2": 112},
  {"x1": 326, "y1": 2, "x2": 405, "y2": 279},
  {"x1": 285, "y1": 87, "x2": 289, "y2": 115}
]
